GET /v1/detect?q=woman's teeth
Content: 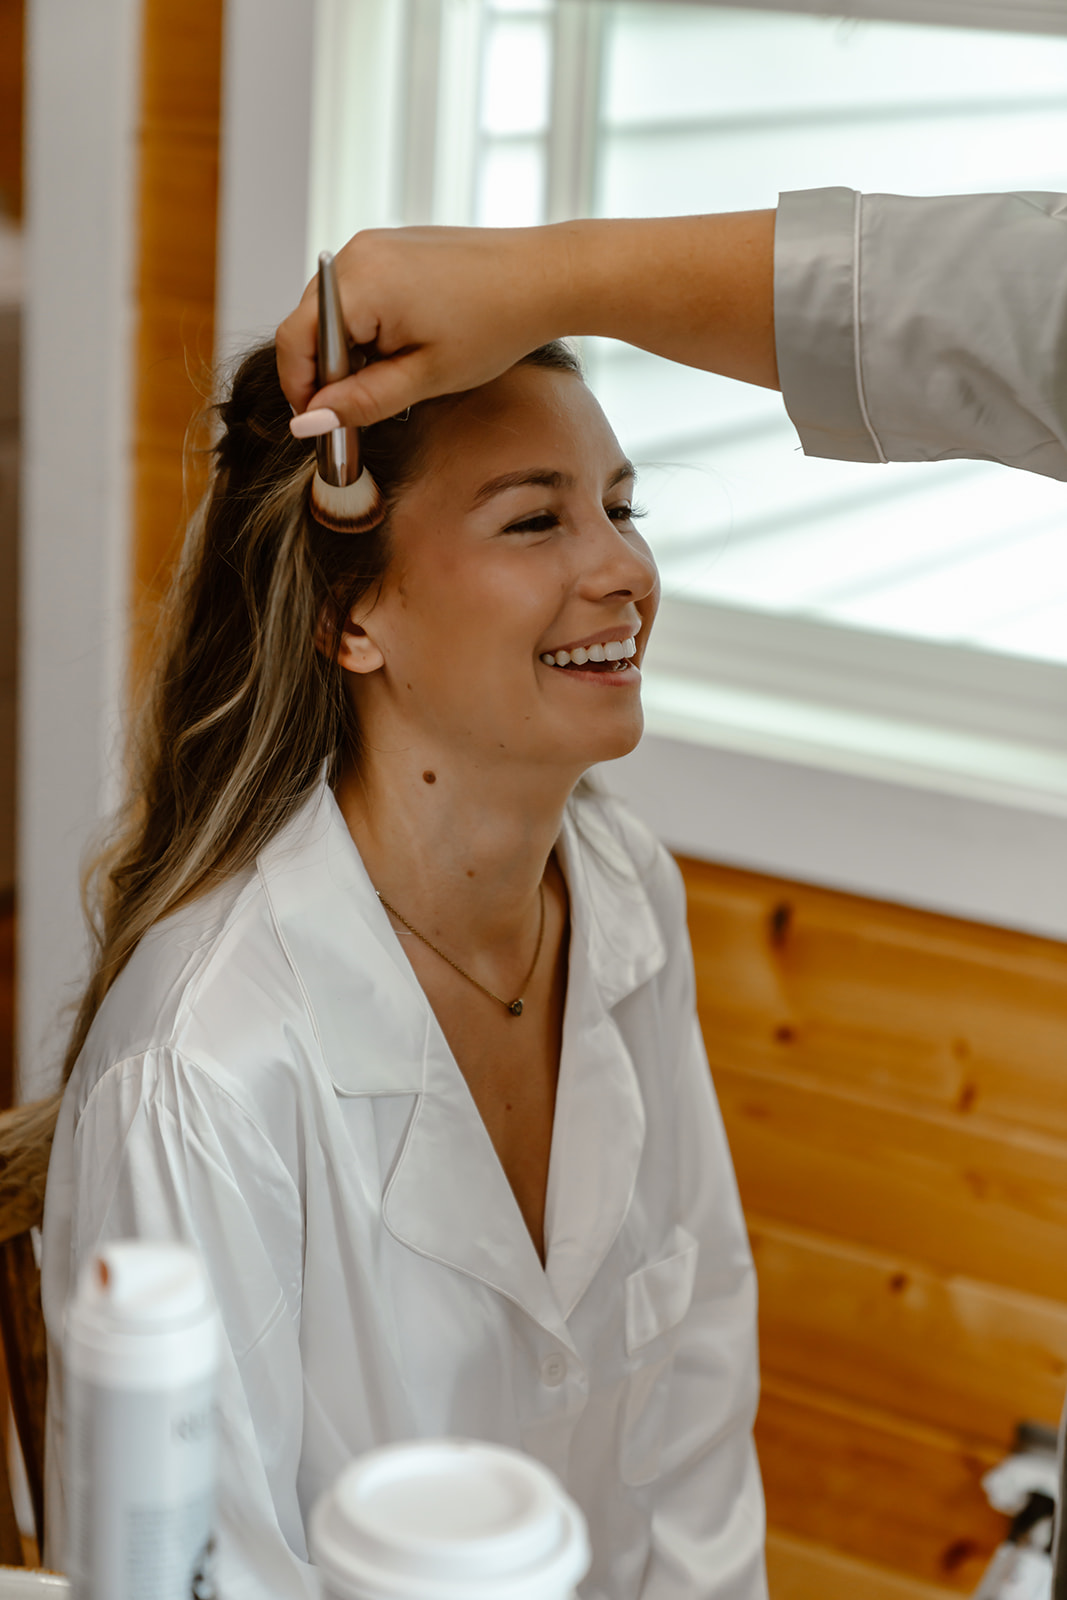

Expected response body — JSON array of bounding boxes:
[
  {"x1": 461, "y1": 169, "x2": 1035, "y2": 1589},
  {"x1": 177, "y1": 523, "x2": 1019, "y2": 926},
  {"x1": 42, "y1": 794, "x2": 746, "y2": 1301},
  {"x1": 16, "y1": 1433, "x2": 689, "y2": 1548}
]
[{"x1": 540, "y1": 637, "x2": 637, "y2": 668}]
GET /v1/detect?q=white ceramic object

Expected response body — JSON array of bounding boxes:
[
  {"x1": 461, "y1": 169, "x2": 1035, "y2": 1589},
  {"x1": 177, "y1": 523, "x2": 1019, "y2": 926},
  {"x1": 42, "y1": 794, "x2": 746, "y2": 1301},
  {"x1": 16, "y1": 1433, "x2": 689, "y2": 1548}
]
[
  {"x1": 310, "y1": 1439, "x2": 590, "y2": 1600},
  {"x1": 0, "y1": 1573, "x2": 70, "y2": 1597}
]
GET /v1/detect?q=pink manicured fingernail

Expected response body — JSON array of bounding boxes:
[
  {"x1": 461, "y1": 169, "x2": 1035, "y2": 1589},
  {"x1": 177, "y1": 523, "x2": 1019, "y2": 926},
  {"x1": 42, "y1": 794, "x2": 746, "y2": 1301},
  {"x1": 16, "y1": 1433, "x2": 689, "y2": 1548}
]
[{"x1": 290, "y1": 408, "x2": 342, "y2": 438}]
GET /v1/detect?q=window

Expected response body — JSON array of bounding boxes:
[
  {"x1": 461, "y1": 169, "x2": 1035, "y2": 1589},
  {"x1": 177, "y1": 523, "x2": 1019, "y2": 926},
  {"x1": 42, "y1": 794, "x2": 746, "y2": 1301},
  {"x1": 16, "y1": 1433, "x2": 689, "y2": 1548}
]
[{"x1": 310, "y1": 0, "x2": 1067, "y2": 818}]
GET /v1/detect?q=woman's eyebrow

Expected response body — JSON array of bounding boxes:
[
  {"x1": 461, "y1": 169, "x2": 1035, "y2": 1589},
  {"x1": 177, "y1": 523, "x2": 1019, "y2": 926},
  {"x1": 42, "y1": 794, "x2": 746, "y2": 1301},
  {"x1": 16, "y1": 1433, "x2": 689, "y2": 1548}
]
[{"x1": 470, "y1": 460, "x2": 637, "y2": 509}]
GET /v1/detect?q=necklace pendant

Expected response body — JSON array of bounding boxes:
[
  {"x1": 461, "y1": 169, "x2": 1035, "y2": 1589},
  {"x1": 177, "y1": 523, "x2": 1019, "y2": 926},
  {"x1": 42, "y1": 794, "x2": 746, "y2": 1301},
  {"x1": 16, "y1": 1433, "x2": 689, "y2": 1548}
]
[{"x1": 507, "y1": 998, "x2": 524, "y2": 1017}]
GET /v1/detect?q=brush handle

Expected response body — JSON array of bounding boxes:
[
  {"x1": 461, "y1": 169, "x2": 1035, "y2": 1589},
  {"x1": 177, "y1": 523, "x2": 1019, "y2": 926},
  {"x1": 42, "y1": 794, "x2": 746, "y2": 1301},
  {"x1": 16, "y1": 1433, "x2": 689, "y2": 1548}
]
[{"x1": 315, "y1": 251, "x2": 362, "y2": 488}]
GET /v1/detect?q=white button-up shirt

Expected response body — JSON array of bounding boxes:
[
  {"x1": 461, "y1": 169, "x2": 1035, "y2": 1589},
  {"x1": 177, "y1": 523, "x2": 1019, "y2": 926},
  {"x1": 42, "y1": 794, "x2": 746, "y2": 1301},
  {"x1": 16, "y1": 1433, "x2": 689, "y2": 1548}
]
[{"x1": 42, "y1": 781, "x2": 765, "y2": 1600}]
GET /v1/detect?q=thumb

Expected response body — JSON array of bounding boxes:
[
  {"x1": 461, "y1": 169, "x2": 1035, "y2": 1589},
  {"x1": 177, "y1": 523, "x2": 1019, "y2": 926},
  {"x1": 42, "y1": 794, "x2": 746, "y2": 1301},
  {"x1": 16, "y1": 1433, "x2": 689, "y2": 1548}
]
[{"x1": 308, "y1": 350, "x2": 439, "y2": 428}]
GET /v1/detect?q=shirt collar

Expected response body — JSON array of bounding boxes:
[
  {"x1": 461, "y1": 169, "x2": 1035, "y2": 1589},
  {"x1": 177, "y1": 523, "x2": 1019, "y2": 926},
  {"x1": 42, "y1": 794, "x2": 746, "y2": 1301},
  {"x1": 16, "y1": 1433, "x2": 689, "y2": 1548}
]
[
  {"x1": 259, "y1": 775, "x2": 667, "y2": 1330},
  {"x1": 257, "y1": 779, "x2": 430, "y2": 1097},
  {"x1": 258, "y1": 776, "x2": 668, "y2": 1100},
  {"x1": 555, "y1": 785, "x2": 668, "y2": 1010}
]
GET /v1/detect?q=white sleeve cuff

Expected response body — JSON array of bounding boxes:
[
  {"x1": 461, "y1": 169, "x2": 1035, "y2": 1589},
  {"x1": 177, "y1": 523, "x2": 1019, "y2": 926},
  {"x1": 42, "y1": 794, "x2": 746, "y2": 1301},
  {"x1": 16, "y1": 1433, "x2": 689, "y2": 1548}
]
[
  {"x1": 775, "y1": 185, "x2": 1067, "y2": 482},
  {"x1": 774, "y1": 186, "x2": 884, "y2": 465}
]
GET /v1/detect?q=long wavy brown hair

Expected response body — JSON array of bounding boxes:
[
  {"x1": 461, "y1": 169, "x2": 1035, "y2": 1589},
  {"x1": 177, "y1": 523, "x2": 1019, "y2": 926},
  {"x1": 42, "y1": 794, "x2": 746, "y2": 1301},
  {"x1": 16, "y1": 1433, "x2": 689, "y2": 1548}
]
[{"x1": 12, "y1": 337, "x2": 581, "y2": 1174}]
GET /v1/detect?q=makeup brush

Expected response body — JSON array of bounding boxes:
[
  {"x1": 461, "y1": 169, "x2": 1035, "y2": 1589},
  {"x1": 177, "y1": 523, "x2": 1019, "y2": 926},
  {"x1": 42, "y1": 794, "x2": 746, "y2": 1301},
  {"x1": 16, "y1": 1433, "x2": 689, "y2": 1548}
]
[{"x1": 309, "y1": 251, "x2": 384, "y2": 533}]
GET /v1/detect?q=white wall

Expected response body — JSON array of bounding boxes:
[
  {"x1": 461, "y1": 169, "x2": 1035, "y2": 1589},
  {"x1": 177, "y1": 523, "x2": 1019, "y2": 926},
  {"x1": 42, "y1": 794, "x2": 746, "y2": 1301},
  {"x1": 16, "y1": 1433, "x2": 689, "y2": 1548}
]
[
  {"x1": 215, "y1": 0, "x2": 317, "y2": 360},
  {"x1": 18, "y1": 0, "x2": 143, "y2": 1096}
]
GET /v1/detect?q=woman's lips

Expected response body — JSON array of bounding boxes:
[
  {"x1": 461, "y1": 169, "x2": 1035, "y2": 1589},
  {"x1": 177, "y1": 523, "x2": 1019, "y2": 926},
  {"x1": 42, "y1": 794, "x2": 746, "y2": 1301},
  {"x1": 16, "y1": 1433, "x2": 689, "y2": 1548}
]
[{"x1": 540, "y1": 657, "x2": 641, "y2": 686}]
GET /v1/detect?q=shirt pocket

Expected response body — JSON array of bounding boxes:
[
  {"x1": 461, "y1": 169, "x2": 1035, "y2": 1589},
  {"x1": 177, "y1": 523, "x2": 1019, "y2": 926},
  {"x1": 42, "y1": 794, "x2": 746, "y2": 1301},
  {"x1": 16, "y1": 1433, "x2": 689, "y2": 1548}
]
[{"x1": 619, "y1": 1226, "x2": 699, "y2": 1487}]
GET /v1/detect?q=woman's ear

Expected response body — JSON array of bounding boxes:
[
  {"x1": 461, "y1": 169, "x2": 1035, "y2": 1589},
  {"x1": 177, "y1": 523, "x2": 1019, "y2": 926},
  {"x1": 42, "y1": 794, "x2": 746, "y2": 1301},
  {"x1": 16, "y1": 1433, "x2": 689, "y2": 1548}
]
[{"x1": 315, "y1": 607, "x2": 386, "y2": 675}]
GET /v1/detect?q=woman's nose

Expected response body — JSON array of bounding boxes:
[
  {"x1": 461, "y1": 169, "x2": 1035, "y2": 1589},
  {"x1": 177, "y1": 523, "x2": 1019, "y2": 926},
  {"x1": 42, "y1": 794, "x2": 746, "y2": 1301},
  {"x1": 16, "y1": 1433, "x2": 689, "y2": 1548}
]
[{"x1": 579, "y1": 511, "x2": 658, "y2": 603}]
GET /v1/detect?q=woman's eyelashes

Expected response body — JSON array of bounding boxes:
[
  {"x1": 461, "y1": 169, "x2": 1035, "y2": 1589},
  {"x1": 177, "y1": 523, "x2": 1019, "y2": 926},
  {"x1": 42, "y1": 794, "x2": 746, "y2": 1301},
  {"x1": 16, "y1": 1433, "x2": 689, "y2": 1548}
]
[{"x1": 503, "y1": 502, "x2": 647, "y2": 535}]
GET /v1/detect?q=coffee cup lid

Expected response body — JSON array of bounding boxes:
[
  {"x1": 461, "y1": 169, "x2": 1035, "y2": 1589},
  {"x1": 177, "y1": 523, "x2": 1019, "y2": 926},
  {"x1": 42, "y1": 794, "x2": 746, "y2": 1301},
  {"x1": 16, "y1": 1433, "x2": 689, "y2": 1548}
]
[{"x1": 309, "y1": 1439, "x2": 590, "y2": 1600}]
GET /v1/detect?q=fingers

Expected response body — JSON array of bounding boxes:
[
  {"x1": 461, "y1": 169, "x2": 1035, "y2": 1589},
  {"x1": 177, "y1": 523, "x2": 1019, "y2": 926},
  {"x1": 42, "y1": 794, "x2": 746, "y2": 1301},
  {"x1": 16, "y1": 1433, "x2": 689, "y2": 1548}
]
[
  {"x1": 276, "y1": 289, "x2": 320, "y2": 414},
  {"x1": 294, "y1": 351, "x2": 438, "y2": 431},
  {"x1": 276, "y1": 234, "x2": 402, "y2": 413},
  {"x1": 276, "y1": 222, "x2": 564, "y2": 424}
]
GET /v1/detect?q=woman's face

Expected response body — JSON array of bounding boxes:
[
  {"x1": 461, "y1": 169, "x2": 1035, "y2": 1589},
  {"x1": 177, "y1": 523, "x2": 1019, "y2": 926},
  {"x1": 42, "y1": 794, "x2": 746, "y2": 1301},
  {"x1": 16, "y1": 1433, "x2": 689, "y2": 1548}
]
[{"x1": 343, "y1": 364, "x2": 659, "y2": 779}]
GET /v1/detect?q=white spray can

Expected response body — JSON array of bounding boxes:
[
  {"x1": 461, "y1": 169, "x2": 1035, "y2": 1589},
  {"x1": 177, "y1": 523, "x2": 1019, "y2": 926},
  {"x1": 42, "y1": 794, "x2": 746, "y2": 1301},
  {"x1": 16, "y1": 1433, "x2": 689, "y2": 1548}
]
[{"x1": 64, "y1": 1240, "x2": 219, "y2": 1600}]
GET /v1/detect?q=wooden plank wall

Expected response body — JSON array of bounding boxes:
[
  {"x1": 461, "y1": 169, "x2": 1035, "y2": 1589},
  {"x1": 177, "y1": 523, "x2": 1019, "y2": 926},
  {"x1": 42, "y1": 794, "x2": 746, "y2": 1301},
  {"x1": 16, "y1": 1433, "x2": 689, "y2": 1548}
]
[
  {"x1": 131, "y1": 0, "x2": 223, "y2": 679},
  {"x1": 0, "y1": 0, "x2": 23, "y2": 222},
  {"x1": 679, "y1": 855, "x2": 1067, "y2": 1597},
  {"x1": 0, "y1": 0, "x2": 24, "y2": 905}
]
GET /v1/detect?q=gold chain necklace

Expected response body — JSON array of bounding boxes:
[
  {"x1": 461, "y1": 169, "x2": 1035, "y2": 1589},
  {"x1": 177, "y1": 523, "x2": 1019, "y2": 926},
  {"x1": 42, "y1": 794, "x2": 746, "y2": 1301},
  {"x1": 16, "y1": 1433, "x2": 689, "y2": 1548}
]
[{"x1": 376, "y1": 881, "x2": 546, "y2": 1017}]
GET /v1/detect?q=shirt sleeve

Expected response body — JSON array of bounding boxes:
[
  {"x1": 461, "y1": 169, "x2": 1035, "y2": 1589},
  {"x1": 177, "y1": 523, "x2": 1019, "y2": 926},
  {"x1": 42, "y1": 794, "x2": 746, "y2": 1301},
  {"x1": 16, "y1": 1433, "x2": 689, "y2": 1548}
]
[
  {"x1": 44, "y1": 1048, "x2": 318, "y2": 1600},
  {"x1": 775, "y1": 186, "x2": 1067, "y2": 481},
  {"x1": 640, "y1": 862, "x2": 767, "y2": 1600}
]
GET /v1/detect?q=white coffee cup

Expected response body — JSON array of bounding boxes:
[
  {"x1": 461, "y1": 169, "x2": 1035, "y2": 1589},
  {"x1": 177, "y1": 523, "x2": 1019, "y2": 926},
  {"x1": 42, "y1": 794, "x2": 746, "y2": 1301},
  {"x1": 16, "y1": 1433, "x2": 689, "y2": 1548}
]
[{"x1": 309, "y1": 1439, "x2": 591, "y2": 1600}]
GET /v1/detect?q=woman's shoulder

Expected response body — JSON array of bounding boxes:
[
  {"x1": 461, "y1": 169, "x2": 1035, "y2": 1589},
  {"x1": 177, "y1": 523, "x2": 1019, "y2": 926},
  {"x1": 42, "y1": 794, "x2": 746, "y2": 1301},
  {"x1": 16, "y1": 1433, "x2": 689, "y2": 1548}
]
[{"x1": 76, "y1": 864, "x2": 317, "y2": 1116}]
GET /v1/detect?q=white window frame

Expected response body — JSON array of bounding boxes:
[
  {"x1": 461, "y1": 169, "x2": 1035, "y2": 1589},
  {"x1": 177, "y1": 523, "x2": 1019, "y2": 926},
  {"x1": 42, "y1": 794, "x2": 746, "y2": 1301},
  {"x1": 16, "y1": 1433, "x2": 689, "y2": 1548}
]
[
  {"x1": 698, "y1": 0, "x2": 1067, "y2": 36},
  {"x1": 216, "y1": 0, "x2": 1067, "y2": 939}
]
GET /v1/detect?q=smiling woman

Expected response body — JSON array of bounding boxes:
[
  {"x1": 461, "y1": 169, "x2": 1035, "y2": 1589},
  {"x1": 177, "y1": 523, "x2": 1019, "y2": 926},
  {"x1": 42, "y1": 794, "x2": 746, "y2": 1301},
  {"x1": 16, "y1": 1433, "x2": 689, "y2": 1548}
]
[{"x1": 37, "y1": 338, "x2": 763, "y2": 1599}]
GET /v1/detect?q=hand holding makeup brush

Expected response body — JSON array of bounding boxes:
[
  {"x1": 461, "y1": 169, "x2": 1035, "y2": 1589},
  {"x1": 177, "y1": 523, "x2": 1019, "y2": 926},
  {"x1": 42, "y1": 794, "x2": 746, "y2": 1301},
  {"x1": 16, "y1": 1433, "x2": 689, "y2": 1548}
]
[
  {"x1": 278, "y1": 211, "x2": 778, "y2": 433},
  {"x1": 281, "y1": 224, "x2": 566, "y2": 434}
]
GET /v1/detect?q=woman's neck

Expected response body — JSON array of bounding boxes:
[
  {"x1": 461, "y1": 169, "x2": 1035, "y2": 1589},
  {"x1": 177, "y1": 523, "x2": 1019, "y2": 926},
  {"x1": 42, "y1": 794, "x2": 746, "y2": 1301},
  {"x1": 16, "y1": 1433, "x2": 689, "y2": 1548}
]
[{"x1": 334, "y1": 746, "x2": 576, "y2": 954}]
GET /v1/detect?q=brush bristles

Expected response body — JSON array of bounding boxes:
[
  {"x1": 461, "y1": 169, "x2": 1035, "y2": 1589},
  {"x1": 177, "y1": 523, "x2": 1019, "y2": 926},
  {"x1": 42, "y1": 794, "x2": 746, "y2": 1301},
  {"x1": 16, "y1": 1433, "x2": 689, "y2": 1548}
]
[{"x1": 310, "y1": 467, "x2": 385, "y2": 533}]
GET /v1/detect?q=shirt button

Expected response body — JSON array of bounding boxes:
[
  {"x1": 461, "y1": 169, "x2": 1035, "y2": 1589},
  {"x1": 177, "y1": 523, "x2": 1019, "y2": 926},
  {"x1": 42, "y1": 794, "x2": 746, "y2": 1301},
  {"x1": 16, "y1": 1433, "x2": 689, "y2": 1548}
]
[{"x1": 541, "y1": 1353, "x2": 567, "y2": 1387}]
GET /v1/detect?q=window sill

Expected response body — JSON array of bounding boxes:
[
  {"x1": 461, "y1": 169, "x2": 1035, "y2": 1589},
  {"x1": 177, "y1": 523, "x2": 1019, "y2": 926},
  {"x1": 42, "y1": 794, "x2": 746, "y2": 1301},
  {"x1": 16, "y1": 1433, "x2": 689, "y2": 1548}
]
[
  {"x1": 599, "y1": 602, "x2": 1067, "y2": 941},
  {"x1": 640, "y1": 669, "x2": 1067, "y2": 820}
]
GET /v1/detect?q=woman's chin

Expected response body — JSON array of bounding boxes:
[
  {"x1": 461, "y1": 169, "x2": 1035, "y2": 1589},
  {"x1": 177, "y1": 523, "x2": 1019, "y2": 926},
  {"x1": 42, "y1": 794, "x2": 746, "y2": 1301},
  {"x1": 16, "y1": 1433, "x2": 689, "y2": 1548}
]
[{"x1": 569, "y1": 707, "x2": 645, "y2": 771}]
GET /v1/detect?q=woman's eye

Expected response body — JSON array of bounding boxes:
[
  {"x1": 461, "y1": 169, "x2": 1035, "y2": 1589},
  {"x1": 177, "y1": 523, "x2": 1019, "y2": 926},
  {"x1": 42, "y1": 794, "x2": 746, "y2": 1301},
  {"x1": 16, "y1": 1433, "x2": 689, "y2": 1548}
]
[
  {"x1": 505, "y1": 513, "x2": 559, "y2": 534},
  {"x1": 503, "y1": 502, "x2": 646, "y2": 534}
]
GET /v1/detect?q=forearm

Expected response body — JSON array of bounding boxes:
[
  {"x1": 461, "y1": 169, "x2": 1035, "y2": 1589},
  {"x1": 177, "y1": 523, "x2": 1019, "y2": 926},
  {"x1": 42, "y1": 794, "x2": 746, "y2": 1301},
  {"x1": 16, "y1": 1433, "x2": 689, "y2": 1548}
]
[
  {"x1": 280, "y1": 208, "x2": 778, "y2": 424},
  {"x1": 557, "y1": 210, "x2": 779, "y2": 389}
]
